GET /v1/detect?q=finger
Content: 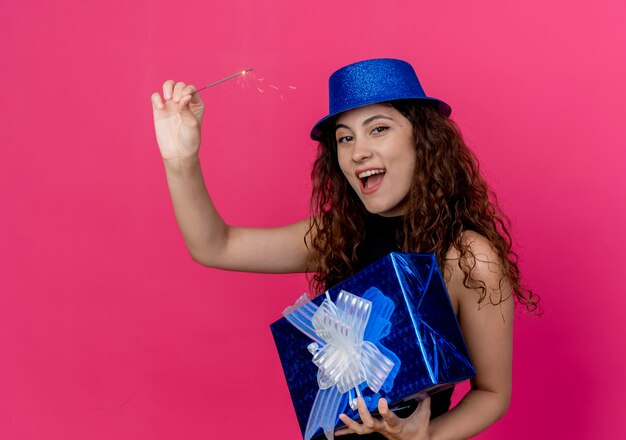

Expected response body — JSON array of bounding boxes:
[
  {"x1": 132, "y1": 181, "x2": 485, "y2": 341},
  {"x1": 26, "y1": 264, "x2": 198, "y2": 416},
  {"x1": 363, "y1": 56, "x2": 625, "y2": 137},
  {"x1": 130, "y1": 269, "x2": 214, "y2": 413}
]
[
  {"x1": 178, "y1": 95, "x2": 192, "y2": 111},
  {"x1": 162, "y1": 80, "x2": 175, "y2": 100},
  {"x1": 415, "y1": 397, "x2": 432, "y2": 423},
  {"x1": 334, "y1": 426, "x2": 354, "y2": 436},
  {"x1": 183, "y1": 84, "x2": 202, "y2": 104},
  {"x1": 177, "y1": 95, "x2": 199, "y2": 127},
  {"x1": 177, "y1": 94, "x2": 194, "y2": 114},
  {"x1": 182, "y1": 84, "x2": 197, "y2": 96},
  {"x1": 338, "y1": 413, "x2": 366, "y2": 435},
  {"x1": 182, "y1": 84, "x2": 203, "y2": 105},
  {"x1": 151, "y1": 92, "x2": 163, "y2": 110},
  {"x1": 172, "y1": 81, "x2": 187, "y2": 103},
  {"x1": 378, "y1": 398, "x2": 401, "y2": 428},
  {"x1": 356, "y1": 397, "x2": 381, "y2": 432}
]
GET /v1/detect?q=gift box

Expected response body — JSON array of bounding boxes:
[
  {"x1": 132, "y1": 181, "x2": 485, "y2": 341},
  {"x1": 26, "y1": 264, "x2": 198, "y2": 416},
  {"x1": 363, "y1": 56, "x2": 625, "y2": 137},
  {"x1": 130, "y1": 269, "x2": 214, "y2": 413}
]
[{"x1": 270, "y1": 252, "x2": 475, "y2": 440}]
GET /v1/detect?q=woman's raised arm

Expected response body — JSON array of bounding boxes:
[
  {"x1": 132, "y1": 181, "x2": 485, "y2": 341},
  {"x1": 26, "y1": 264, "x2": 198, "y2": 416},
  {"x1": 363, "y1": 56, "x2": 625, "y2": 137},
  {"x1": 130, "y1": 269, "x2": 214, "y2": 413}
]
[{"x1": 151, "y1": 80, "x2": 311, "y2": 274}]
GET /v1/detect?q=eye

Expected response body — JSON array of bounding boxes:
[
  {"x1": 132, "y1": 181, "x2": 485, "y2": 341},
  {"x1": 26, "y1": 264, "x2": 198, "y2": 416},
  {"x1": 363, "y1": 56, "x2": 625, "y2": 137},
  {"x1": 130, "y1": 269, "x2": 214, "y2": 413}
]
[
  {"x1": 337, "y1": 135, "x2": 354, "y2": 144},
  {"x1": 371, "y1": 126, "x2": 389, "y2": 135}
]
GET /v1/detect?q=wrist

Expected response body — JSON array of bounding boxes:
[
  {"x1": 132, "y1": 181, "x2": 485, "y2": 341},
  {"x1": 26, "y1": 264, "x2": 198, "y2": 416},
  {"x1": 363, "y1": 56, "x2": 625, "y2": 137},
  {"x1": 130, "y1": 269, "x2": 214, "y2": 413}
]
[
  {"x1": 163, "y1": 154, "x2": 202, "y2": 177},
  {"x1": 163, "y1": 153, "x2": 200, "y2": 168}
]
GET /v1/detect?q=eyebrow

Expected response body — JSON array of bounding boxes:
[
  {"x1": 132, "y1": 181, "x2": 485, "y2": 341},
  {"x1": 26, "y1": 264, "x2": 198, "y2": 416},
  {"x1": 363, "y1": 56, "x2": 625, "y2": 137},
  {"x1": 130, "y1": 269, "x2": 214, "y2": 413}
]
[{"x1": 335, "y1": 114, "x2": 394, "y2": 132}]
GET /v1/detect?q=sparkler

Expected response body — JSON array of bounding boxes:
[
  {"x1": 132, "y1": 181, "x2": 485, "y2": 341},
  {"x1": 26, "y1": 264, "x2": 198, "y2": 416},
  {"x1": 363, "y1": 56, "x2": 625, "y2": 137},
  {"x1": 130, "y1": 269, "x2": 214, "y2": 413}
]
[{"x1": 192, "y1": 68, "x2": 253, "y2": 94}]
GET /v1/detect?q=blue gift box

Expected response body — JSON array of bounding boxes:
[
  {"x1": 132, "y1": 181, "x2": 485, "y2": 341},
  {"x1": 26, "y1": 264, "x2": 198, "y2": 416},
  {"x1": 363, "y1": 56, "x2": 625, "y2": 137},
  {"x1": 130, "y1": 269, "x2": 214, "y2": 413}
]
[{"x1": 270, "y1": 252, "x2": 475, "y2": 440}]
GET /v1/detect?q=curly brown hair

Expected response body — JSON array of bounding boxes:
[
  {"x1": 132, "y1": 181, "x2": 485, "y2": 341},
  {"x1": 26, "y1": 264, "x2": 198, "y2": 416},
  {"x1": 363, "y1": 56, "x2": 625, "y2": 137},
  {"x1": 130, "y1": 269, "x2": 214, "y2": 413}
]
[{"x1": 305, "y1": 101, "x2": 540, "y2": 313}]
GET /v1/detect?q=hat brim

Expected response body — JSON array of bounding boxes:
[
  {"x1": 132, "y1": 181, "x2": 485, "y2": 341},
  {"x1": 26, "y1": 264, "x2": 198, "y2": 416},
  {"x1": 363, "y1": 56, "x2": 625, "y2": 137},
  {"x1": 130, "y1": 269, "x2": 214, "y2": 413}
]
[{"x1": 310, "y1": 96, "x2": 452, "y2": 141}]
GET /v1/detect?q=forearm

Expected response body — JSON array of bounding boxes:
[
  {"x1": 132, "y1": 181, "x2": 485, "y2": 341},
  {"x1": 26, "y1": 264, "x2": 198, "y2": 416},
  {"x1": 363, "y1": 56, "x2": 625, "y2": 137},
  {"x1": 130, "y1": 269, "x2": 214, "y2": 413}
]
[
  {"x1": 427, "y1": 389, "x2": 509, "y2": 440},
  {"x1": 163, "y1": 155, "x2": 229, "y2": 264}
]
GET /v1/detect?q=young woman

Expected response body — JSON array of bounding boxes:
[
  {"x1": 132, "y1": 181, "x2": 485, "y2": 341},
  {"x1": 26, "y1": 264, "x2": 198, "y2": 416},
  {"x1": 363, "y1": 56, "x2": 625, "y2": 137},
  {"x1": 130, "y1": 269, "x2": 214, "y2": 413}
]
[{"x1": 151, "y1": 58, "x2": 538, "y2": 440}]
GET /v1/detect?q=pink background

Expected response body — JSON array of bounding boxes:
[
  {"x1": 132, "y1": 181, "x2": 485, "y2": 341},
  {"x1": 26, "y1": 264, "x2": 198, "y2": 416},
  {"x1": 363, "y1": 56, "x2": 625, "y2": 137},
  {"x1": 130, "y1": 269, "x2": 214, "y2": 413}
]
[{"x1": 2, "y1": 1, "x2": 625, "y2": 439}]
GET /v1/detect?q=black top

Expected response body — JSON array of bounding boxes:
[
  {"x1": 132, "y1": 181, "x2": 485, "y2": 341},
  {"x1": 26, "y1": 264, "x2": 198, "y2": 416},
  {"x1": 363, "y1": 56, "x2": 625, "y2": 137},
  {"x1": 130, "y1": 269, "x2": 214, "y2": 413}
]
[{"x1": 338, "y1": 213, "x2": 453, "y2": 439}]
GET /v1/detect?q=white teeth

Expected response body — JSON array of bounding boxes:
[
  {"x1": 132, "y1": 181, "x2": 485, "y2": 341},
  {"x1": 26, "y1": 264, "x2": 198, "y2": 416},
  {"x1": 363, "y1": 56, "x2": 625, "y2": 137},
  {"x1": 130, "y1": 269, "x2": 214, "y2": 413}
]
[{"x1": 358, "y1": 169, "x2": 385, "y2": 179}]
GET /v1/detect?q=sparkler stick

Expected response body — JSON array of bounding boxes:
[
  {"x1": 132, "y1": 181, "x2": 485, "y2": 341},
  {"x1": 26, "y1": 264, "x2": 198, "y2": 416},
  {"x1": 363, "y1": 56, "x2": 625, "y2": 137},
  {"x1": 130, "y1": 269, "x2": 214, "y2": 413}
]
[{"x1": 192, "y1": 68, "x2": 253, "y2": 94}]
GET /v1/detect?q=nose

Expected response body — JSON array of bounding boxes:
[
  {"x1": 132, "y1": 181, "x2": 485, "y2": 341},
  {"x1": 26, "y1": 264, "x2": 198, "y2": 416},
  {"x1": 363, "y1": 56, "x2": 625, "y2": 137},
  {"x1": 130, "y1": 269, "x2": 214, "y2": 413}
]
[{"x1": 351, "y1": 138, "x2": 374, "y2": 163}]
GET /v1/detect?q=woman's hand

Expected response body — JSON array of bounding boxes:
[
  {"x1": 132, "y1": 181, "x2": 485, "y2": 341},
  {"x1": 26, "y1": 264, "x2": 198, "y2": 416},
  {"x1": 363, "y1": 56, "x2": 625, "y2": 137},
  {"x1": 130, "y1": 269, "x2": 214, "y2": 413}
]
[
  {"x1": 151, "y1": 80, "x2": 204, "y2": 163},
  {"x1": 335, "y1": 397, "x2": 432, "y2": 440}
]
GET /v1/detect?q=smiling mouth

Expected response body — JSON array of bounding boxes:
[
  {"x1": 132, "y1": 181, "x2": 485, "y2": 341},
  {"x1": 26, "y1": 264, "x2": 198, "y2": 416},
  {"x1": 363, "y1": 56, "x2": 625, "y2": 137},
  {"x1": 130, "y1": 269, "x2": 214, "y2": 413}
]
[{"x1": 358, "y1": 169, "x2": 386, "y2": 190}]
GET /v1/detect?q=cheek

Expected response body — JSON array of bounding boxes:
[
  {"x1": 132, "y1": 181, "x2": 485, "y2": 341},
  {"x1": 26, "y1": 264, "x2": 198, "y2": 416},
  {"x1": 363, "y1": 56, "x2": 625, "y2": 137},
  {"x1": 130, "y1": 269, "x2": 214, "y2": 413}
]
[
  {"x1": 405, "y1": 157, "x2": 417, "y2": 185},
  {"x1": 396, "y1": 148, "x2": 417, "y2": 186},
  {"x1": 336, "y1": 152, "x2": 352, "y2": 180}
]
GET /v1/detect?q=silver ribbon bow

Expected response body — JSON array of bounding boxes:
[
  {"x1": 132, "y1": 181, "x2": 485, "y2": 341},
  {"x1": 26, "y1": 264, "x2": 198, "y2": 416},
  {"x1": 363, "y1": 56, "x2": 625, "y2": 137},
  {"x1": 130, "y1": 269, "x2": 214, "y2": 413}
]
[{"x1": 284, "y1": 290, "x2": 395, "y2": 440}]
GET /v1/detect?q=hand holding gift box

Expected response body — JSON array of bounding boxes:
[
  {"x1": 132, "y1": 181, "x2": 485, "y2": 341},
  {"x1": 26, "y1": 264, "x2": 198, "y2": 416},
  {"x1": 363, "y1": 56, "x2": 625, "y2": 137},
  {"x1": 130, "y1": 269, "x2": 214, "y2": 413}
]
[{"x1": 271, "y1": 253, "x2": 476, "y2": 440}]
